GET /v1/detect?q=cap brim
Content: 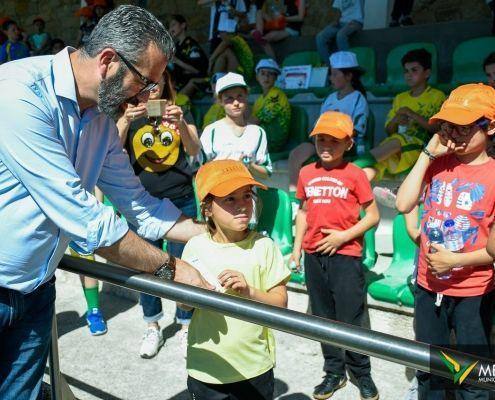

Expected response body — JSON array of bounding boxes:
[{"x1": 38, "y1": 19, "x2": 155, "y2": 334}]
[
  {"x1": 256, "y1": 67, "x2": 281, "y2": 75},
  {"x1": 309, "y1": 129, "x2": 349, "y2": 139},
  {"x1": 216, "y1": 83, "x2": 248, "y2": 95},
  {"x1": 429, "y1": 107, "x2": 484, "y2": 125},
  {"x1": 209, "y1": 177, "x2": 267, "y2": 198}
]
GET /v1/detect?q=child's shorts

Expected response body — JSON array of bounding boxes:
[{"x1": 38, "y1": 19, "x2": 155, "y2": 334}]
[
  {"x1": 187, "y1": 369, "x2": 274, "y2": 400},
  {"x1": 374, "y1": 132, "x2": 424, "y2": 180}
]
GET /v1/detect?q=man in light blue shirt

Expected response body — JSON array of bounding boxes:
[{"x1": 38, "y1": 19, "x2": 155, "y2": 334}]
[{"x1": 0, "y1": 6, "x2": 211, "y2": 399}]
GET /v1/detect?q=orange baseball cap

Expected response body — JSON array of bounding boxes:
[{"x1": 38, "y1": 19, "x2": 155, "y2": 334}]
[
  {"x1": 92, "y1": 0, "x2": 107, "y2": 7},
  {"x1": 195, "y1": 160, "x2": 267, "y2": 201},
  {"x1": 429, "y1": 83, "x2": 495, "y2": 125},
  {"x1": 75, "y1": 7, "x2": 93, "y2": 18},
  {"x1": 309, "y1": 111, "x2": 354, "y2": 139}
]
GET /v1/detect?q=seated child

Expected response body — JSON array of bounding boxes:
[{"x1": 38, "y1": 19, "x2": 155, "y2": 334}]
[
  {"x1": 354, "y1": 48, "x2": 446, "y2": 206},
  {"x1": 251, "y1": 58, "x2": 291, "y2": 153},
  {"x1": 181, "y1": 159, "x2": 290, "y2": 399},
  {"x1": 201, "y1": 72, "x2": 273, "y2": 179},
  {"x1": 29, "y1": 17, "x2": 51, "y2": 56},
  {"x1": 397, "y1": 83, "x2": 495, "y2": 399},
  {"x1": 290, "y1": 111, "x2": 380, "y2": 400},
  {"x1": 0, "y1": 20, "x2": 30, "y2": 63}
]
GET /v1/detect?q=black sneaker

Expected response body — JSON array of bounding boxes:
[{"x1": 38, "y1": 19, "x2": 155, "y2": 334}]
[
  {"x1": 312, "y1": 374, "x2": 347, "y2": 399},
  {"x1": 400, "y1": 16, "x2": 414, "y2": 26},
  {"x1": 357, "y1": 375, "x2": 379, "y2": 400}
]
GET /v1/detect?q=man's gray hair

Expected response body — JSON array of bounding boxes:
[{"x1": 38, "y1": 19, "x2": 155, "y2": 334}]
[{"x1": 81, "y1": 5, "x2": 174, "y2": 64}]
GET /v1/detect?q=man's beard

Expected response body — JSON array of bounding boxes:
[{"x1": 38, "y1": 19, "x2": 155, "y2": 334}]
[{"x1": 97, "y1": 64, "x2": 129, "y2": 121}]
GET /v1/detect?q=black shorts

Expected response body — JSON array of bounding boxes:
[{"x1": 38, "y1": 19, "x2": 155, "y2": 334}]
[{"x1": 187, "y1": 369, "x2": 274, "y2": 400}]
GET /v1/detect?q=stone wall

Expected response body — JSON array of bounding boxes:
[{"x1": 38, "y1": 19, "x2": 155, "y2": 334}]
[{"x1": 0, "y1": 0, "x2": 491, "y2": 48}]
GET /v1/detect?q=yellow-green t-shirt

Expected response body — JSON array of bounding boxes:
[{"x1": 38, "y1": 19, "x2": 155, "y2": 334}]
[
  {"x1": 252, "y1": 87, "x2": 291, "y2": 153},
  {"x1": 385, "y1": 86, "x2": 446, "y2": 143},
  {"x1": 202, "y1": 103, "x2": 226, "y2": 130},
  {"x1": 182, "y1": 231, "x2": 291, "y2": 384}
]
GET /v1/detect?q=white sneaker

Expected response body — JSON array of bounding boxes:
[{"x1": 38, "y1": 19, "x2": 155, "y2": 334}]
[
  {"x1": 139, "y1": 327, "x2": 164, "y2": 359},
  {"x1": 177, "y1": 328, "x2": 188, "y2": 359}
]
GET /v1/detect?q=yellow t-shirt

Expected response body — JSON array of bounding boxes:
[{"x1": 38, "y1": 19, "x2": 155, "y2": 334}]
[
  {"x1": 385, "y1": 86, "x2": 446, "y2": 143},
  {"x1": 202, "y1": 103, "x2": 226, "y2": 130},
  {"x1": 182, "y1": 231, "x2": 291, "y2": 384},
  {"x1": 252, "y1": 86, "x2": 291, "y2": 153}
]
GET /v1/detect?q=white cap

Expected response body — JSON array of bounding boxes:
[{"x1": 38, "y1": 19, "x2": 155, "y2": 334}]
[
  {"x1": 329, "y1": 51, "x2": 360, "y2": 69},
  {"x1": 255, "y1": 58, "x2": 281, "y2": 75},
  {"x1": 215, "y1": 72, "x2": 248, "y2": 95}
]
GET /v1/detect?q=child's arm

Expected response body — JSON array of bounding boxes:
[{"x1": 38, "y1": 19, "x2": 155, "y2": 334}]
[
  {"x1": 400, "y1": 107, "x2": 439, "y2": 134},
  {"x1": 218, "y1": 270, "x2": 288, "y2": 307},
  {"x1": 404, "y1": 204, "x2": 421, "y2": 245},
  {"x1": 290, "y1": 202, "x2": 308, "y2": 269},
  {"x1": 315, "y1": 199, "x2": 380, "y2": 255},
  {"x1": 396, "y1": 133, "x2": 458, "y2": 213},
  {"x1": 248, "y1": 162, "x2": 269, "y2": 179},
  {"x1": 487, "y1": 225, "x2": 495, "y2": 259},
  {"x1": 164, "y1": 105, "x2": 201, "y2": 156},
  {"x1": 285, "y1": 0, "x2": 305, "y2": 22},
  {"x1": 426, "y1": 246, "x2": 494, "y2": 277}
]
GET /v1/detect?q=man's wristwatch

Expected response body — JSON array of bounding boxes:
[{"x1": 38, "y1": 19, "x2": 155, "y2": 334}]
[{"x1": 153, "y1": 255, "x2": 177, "y2": 281}]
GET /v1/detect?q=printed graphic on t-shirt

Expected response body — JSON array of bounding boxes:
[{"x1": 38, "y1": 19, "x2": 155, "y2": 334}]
[
  {"x1": 423, "y1": 178, "x2": 486, "y2": 247},
  {"x1": 131, "y1": 121, "x2": 181, "y2": 173},
  {"x1": 305, "y1": 176, "x2": 349, "y2": 205}
]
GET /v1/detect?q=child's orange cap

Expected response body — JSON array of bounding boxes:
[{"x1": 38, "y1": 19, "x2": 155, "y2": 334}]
[
  {"x1": 195, "y1": 160, "x2": 267, "y2": 201},
  {"x1": 309, "y1": 111, "x2": 354, "y2": 139},
  {"x1": 430, "y1": 83, "x2": 495, "y2": 125},
  {"x1": 75, "y1": 7, "x2": 93, "y2": 18}
]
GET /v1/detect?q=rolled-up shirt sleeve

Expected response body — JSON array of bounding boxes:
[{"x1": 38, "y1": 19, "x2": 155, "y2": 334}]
[
  {"x1": 96, "y1": 130, "x2": 182, "y2": 242},
  {"x1": 0, "y1": 83, "x2": 129, "y2": 254}
]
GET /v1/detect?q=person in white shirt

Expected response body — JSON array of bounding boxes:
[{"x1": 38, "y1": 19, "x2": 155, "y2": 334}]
[
  {"x1": 316, "y1": 0, "x2": 365, "y2": 65},
  {"x1": 201, "y1": 72, "x2": 273, "y2": 178},
  {"x1": 198, "y1": 0, "x2": 247, "y2": 74}
]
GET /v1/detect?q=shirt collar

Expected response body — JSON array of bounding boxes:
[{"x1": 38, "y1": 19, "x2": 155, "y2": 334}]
[{"x1": 53, "y1": 46, "x2": 78, "y2": 103}]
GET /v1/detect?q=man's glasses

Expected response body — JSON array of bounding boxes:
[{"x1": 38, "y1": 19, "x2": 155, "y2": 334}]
[
  {"x1": 115, "y1": 50, "x2": 158, "y2": 94},
  {"x1": 440, "y1": 118, "x2": 489, "y2": 137}
]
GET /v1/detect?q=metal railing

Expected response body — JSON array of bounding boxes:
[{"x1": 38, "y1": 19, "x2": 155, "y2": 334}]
[{"x1": 51, "y1": 254, "x2": 494, "y2": 398}]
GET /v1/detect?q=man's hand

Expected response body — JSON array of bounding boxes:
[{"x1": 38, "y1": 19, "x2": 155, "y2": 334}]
[
  {"x1": 315, "y1": 229, "x2": 349, "y2": 255},
  {"x1": 425, "y1": 243, "x2": 460, "y2": 276},
  {"x1": 174, "y1": 258, "x2": 215, "y2": 290}
]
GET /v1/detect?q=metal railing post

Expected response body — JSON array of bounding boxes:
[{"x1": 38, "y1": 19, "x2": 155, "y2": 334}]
[{"x1": 48, "y1": 309, "x2": 63, "y2": 400}]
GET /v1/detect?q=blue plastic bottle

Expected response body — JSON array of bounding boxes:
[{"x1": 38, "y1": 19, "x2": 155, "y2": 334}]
[
  {"x1": 443, "y1": 219, "x2": 464, "y2": 272},
  {"x1": 427, "y1": 227, "x2": 450, "y2": 280}
]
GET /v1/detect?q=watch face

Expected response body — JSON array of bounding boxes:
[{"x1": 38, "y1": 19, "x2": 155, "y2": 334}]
[{"x1": 156, "y1": 265, "x2": 174, "y2": 280}]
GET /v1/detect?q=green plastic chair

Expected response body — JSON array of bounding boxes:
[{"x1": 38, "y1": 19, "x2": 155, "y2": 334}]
[
  {"x1": 371, "y1": 42, "x2": 438, "y2": 96},
  {"x1": 367, "y1": 213, "x2": 417, "y2": 306},
  {"x1": 270, "y1": 105, "x2": 309, "y2": 162},
  {"x1": 282, "y1": 51, "x2": 322, "y2": 68},
  {"x1": 362, "y1": 223, "x2": 377, "y2": 271},
  {"x1": 349, "y1": 46, "x2": 376, "y2": 88},
  {"x1": 451, "y1": 37, "x2": 495, "y2": 86}
]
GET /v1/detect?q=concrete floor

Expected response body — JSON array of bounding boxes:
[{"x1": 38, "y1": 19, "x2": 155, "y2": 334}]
[{"x1": 47, "y1": 269, "x2": 417, "y2": 400}]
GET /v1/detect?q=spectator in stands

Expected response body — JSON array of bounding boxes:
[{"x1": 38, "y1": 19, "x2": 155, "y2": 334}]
[
  {"x1": 355, "y1": 48, "x2": 445, "y2": 207},
  {"x1": 168, "y1": 14, "x2": 209, "y2": 96},
  {"x1": 0, "y1": 16, "x2": 11, "y2": 45},
  {"x1": 389, "y1": 0, "x2": 414, "y2": 27},
  {"x1": 251, "y1": 58, "x2": 291, "y2": 152},
  {"x1": 398, "y1": 83, "x2": 495, "y2": 400},
  {"x1": 117, "y1": 70, "x2": 199, "y2": 358},
  {"x1": 316, "y1": 0, "x2": 364, "y2": 65},
  {"x1": 28, "y1": 17, "x2": 51, "y2": 56},
  {"x1": 183, "y1": 159, "x2": 290, "y2": 400},
  {"x1": 93, "y1": 0, "x2": 109, "y2": 22},
  {"x1": 288, "y1": 51, "x2": 368, "y2": 199},
  {"x1": 0, "y1": 20, "x2": 30, "y2": 64},
  {"x1": 484, "y1": 52, "x2": 495, "y2": 88},
  {"x1": 252, "y1": 0, "x2": 306, "y2": 60},
  {"x1": 50, "y1": 38, "x2": 65, "y2": 54},
  {"x1": 75, "y1": 6, "x2": 96, "y2": 48},
  {"x1": 290, "y1": 111, "x2": 380, "y2": 400},
  {"x1": 202, "y1": 72, "x2": 227, "y2": 129},
  {"x1": 201, "y1": 73, "x2": 272, "y2": 178}
]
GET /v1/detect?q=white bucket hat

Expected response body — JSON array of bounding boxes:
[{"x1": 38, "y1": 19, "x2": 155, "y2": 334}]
[
  {"x1": 255, "y1": 58, "x2": 281, "y2": 75},
  {"x1": 215, "y1": 72, "x2": 248, "y2": 95},
  {"x1": 329, "y1": 51, "x2": 364, "y2": 72}
]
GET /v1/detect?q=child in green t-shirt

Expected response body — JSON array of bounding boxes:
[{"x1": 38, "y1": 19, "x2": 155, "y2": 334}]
[{"x1": 180, "y1": 159, "x2": 290, "y2": 399}]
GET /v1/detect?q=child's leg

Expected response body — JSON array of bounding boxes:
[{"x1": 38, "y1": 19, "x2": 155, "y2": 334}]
[
  {"x1": 316, "y1": 24, "x2": 340, "y2": 65},
  {"x1": 335, "y1": 21, "x2": 362, "y2": 51},
  {"x1": 414, "y1": 285, "x2": 451, "y2": 399},
  {"x1": 288, "y1": 142, "x2": 316, "y2": 192},
  {"x1": 230, "y1": 369, "x2": 274, "y2": 400},
  {"x1": 81, "y1": 275, "x2": 99, "y2": 310},
  {"x1": 452, "y1": 291, "x2": 494, "y2": 400},
  {"x1": 304, "y1": 253, "x2": 344, "y2": 376},
  {"x1": 224, "y1": 48, "x2": 240, "y2": 73},
  {"x1": 328, "y1": 255, "x2": 371, "y2": 378},
  {"x1": 369, "y1": 138, "x2": 402, "y2": 163}
]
